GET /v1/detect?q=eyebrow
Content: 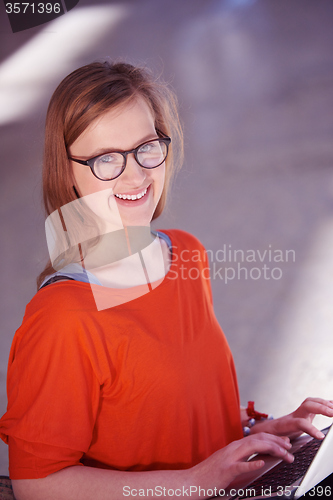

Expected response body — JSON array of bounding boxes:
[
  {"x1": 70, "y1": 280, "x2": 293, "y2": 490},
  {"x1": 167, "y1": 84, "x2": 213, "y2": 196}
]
[{"x1": 81, "y1": 133, "x2": 160, "y2": 159}]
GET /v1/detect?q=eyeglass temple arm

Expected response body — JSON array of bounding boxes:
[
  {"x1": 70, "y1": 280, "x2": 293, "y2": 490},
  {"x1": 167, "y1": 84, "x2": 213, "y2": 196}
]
[{"x1": 68, "y1": 157, "x2": 89, "y2": 166}]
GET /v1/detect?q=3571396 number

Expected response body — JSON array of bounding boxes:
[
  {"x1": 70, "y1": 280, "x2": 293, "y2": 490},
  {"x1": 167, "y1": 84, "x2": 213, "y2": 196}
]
[
  {"x1": 5, "y1": 3, "x2": 61, "y2": 14},
  {"x1": 309, "y1": 485, "x2": 332, "y2": 496}
]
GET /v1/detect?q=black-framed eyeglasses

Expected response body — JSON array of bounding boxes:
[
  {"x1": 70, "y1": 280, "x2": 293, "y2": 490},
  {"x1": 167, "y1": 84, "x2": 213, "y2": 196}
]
[{"x1": 68, "y1": 133, "x2": 171, "y2": 181}]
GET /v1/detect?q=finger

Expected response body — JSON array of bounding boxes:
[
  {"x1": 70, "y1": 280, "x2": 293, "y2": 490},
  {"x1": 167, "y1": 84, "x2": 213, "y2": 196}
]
[
  {"x1": 252, "y1": 441, "x2": 294, "y2": 463},
  {"x1": 234, "y1": 434, "x2": 293, "y2": 463},
  {"x1": 230, "y1": 459, "x2": 265, "y2": 478},
  {"x1": 291, "y1": 418, "x2": 326, "y2": 440},
  {"x1": 295, "y1": 399, "x2": 333, "y2": 419},
  {"x1": 312, "y1": 400, "x2": 333, "y2": 416},
  {"x1": 303, "y1": 397, "x2": 333, "y2": 406},
  {"x1": 235, "y1": 433, "x2": 290, "y2": 457},
  {"x1": 253, "y1": 433, "x2": 292, "y2": 448}
]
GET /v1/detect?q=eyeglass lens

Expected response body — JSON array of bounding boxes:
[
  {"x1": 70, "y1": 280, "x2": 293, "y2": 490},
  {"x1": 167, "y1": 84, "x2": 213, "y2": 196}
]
[{"x1": 94, "y1": 139, "x2": 168, "y2": 181}]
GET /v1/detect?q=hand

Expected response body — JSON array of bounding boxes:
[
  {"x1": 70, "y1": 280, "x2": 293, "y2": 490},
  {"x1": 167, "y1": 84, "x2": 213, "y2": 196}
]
[
  {"x1": 190, "y1": 433, "x2": 293, "y2": 492},
  {"x1": 250, "y1": 398, "x2": 333, "y2": 440}
]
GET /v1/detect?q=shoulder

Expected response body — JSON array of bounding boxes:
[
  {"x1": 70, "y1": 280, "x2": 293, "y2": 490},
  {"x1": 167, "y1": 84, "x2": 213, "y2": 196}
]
[
  {"x1": 29, "y1": 281, "x2": 95, "y2": 315},
  {"x1": 10, "y1": 282, "x2": 110, "y2": 381},
  {"x1": 15, "y1": 282, "x2": 97, "y2": 349}
]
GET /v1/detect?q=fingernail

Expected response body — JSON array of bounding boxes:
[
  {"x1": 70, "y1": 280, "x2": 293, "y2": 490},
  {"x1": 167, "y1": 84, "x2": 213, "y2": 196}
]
[{"x1": 317, "y1": 431, "x2": 325, "y2": 439}]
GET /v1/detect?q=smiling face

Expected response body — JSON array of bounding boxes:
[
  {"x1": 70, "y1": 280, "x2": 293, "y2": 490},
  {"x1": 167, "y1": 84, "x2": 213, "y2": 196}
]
[{"x1": 69, "y1": 97, "x2": 166, "y2": 228}]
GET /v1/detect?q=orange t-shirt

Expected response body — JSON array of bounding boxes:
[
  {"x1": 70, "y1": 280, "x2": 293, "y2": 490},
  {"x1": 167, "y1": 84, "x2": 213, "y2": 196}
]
[{"x1": 0, "y1": 230, "x2": 242, "y2": 479}]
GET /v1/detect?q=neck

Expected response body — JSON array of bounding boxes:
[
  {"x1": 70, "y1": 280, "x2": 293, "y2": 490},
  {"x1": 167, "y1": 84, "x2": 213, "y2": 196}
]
[{"x1": 82, "y1": 227, "x2": 170, "y2": 289}]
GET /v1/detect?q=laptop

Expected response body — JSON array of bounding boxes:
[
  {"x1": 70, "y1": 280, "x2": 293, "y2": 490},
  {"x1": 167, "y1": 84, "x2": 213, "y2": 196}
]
[{"x1": 212, "y1": 423, "x2": 333, "y2": 499}]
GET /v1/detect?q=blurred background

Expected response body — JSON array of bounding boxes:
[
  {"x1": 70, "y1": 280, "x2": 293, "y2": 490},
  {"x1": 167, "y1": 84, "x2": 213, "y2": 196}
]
[{"x1": 1, "y1": 0, "x2": 333, "y2": 475}]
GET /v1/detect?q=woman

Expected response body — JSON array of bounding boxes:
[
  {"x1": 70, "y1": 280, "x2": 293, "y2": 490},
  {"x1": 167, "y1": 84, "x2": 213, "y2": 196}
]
[{"x1": 0, "y1": 61, "x2": 332, "y2": 500}]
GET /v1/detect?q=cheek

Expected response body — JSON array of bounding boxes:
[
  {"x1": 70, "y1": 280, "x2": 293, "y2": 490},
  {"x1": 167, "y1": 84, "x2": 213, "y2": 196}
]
[
  {"x1": 152, "y1": 164, "x2": 166, "y2": 199},
  {"x1": 72, "y1": 163, "x2": 114, "y2": 197},
  {"x1": 83, "y1": 188, "x2": 123, "y2": 231},
  {"x1": 71, "y1": 165, "x2": 122, "y2": 230}
]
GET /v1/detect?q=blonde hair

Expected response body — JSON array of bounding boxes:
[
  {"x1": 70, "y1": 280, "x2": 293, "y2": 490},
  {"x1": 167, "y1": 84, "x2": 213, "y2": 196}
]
[{"x1": 37, "y1": 61, "x2": 183, "y2": 288}]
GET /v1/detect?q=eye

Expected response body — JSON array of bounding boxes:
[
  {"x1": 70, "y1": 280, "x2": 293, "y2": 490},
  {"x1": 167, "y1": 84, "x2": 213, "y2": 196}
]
[
  {"x1": 97, "y1": 153, "x2": 118, "y2": 163},
  {"x1": 138, "y1": 142, "x2": 159, "y2": 154},
  {"x1": 93, "y1": 152, "x2": 124, "y2": 180}
]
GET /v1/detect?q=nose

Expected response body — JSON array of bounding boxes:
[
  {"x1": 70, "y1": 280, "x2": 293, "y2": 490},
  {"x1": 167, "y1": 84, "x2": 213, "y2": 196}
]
[{"x1": 122, "y1": 152, "x2": 146, "y2": 185}]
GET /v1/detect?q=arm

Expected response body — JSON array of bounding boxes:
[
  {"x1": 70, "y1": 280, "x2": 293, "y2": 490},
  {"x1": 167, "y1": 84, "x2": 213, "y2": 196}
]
[
  {"x1": 248, "y1": 398, "x2": 333, "y2": 440},
  {"x1": 12, "y1": 433, "x2": 293, "y2": 500}
]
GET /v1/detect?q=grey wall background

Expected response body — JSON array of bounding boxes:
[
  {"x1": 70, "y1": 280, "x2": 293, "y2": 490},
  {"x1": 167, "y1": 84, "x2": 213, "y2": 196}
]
[{"x1": 1, "y1": 0, "x2": 333, "y2": 475}]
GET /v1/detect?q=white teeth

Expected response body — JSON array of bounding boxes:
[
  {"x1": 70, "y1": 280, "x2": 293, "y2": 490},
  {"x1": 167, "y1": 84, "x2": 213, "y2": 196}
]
[{"x1": 115, "y1": 187, "x2": 148, "y2": 200}]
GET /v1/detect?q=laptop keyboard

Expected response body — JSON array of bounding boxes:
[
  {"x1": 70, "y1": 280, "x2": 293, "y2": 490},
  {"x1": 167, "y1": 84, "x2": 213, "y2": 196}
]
[{"x1": 237, "y1": 437, "x2": 323, "y2": 499}]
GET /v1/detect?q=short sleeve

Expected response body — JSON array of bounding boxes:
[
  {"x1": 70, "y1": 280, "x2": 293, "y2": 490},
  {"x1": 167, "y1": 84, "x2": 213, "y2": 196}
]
[
  {"x1": 8, "y1": 436, "x2": 84, "y2": 479},
  {"x1": 0, "y1": 290, "x2": 103, "y2": 479}
]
